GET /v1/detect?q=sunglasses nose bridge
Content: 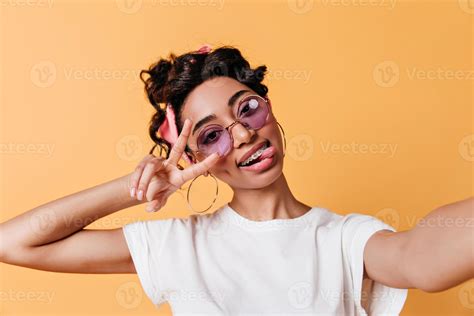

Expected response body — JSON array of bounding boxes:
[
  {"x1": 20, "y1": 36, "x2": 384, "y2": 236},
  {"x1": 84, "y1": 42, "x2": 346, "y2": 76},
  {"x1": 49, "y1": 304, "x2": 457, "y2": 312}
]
[{"x1": 226, "y1": 120, "x2": 255, "y2": 150}]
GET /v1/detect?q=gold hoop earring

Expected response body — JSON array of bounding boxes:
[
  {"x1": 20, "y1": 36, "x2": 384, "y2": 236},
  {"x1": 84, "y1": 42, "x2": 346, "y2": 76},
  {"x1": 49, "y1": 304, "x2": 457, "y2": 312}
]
[
  {"x1": 186, "y1": 172, "x2": 219, "y2": 213},
  {"x1": 276, "y1": 121, "x2": 287, "y2": 157}
]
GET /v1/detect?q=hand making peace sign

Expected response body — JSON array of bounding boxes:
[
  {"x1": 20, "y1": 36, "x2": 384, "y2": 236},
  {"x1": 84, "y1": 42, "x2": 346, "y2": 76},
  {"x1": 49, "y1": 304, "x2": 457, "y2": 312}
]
[{"x1": 128, "y1": 118, "x2": 220, "y2": 212}]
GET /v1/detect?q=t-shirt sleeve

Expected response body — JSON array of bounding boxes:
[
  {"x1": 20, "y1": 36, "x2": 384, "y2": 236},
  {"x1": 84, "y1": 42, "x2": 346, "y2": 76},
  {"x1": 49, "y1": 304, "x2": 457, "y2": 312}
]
[
  {"x1": 122, "y1": 219, "x2": 170, "y2": 307},
  {"x1": 342, "y1": 213, "x2": 408, "y2": 315}
]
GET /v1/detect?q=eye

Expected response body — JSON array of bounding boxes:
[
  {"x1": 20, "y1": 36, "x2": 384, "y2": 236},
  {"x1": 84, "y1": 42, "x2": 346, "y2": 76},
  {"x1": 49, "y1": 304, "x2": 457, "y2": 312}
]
[
  {"x1": 202, "y1": 129, "x2": 222, "y2": 145},
  {"x1": 239, "y1": 98, "x2": 259, "y2": 117}
]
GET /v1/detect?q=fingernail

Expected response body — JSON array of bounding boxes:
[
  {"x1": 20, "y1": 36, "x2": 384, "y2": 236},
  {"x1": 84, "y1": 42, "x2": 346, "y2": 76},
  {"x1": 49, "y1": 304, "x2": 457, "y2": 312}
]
[
  {"x1": 145, "y1": 206, "x2": 153, "y2": 212},
  {"x1": 130, "y1": 187, "x2": 136, "y2": 198},
  {"x1": 137, "y1": 190, "x2": 143, "y2": 200}
]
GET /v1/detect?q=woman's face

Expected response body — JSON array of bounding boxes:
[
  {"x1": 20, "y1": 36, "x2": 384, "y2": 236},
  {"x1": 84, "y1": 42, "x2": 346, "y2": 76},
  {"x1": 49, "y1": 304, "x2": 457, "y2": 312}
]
[{"x1": 180, "y1": 77, "x2": 284, "y2": 189}]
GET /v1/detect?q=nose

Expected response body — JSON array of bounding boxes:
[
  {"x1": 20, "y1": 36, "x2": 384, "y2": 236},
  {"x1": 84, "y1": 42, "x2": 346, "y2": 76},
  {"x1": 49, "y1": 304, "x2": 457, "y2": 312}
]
[{"x1": 231, "y1": 123, "x2": 256, "y2": 149}]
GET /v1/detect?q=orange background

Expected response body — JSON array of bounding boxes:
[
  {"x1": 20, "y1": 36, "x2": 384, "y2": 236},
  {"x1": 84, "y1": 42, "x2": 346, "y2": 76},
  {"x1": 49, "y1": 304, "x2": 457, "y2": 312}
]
[{"x1": 0, "y1": 0, "x2": 473, "y2": 315}]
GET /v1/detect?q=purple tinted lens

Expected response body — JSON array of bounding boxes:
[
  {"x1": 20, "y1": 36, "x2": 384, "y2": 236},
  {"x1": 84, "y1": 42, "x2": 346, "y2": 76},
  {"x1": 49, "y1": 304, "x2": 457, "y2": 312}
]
[
  {"x1": 197, "y1": 126, "x2": 232, "y2": 157},
  {"x1": 197, "y1": 96, "x2": 269, "y2": 157},
  {"x1": 238, "y1": 96, "x2": 269, "y2": 129}
]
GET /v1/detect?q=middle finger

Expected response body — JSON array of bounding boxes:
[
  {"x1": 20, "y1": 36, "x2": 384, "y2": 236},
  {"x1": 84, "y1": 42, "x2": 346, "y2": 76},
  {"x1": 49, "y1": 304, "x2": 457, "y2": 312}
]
[{"x1": 167, "y1": 118, "x2": 192, "y2": 166}]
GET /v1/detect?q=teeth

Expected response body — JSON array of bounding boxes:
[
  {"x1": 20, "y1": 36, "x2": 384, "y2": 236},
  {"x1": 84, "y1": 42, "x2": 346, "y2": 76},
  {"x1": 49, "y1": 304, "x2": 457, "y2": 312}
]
[{"x1": 240, "y1": 142, "x2": 268, "y2": 166}]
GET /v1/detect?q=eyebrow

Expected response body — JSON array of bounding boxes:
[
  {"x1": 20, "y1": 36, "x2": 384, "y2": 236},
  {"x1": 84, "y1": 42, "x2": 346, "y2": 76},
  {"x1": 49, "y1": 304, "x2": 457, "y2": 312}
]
[{"x1": 191, "y1": 89, "x2": 251, "y2": 136}]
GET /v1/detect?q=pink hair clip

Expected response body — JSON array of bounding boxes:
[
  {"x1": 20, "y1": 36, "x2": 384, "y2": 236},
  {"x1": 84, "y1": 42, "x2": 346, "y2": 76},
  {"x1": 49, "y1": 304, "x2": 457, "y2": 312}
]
[
  {"x1": 157, "y1": 103, "x2": 193, "y2": 165},
  {"x1": 196, "y1": 44, "x2": 212, "y2": 54},
  {"x1": 190, "y1": 44, "x2": 212, "y2": 64}
]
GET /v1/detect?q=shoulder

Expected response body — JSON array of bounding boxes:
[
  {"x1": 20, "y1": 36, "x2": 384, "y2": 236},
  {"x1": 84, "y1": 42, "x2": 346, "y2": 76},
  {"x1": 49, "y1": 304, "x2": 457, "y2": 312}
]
[
  {"x1": 314, "y1": 206, "x2": 395, "y2": 233},
  {"x1": 122, "y1": 204, "x2": 224, "y2": 237}
]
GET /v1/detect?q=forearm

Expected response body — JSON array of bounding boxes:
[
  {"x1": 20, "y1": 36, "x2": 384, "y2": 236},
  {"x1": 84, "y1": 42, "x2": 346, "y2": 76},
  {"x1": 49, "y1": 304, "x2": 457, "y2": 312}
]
[
  {"x1": 403, "y1": 196, "x2": 474, "y2": 292},
  {"x1": 0, "y1": 172, "x2": 141, "y2": 249}
]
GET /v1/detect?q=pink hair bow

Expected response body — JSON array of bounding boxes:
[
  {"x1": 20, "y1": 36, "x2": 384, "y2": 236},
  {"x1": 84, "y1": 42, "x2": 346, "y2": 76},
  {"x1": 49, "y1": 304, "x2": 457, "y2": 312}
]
[{"x1": 157, "y1": 44, "x2": 213, "y2": 165}]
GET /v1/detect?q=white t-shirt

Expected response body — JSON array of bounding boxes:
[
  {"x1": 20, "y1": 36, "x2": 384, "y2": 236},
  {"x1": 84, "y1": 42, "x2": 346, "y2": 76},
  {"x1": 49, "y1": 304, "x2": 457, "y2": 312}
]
[{"x1": 122, "y1": 203, "x2": 408, "y2": 315}]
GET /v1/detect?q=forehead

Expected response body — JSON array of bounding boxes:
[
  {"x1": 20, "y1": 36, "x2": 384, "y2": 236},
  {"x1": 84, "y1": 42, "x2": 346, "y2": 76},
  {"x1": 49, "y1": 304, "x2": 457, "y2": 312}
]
[{"x1": 181, "y1": 77, "x2": 251, "y2": 122}]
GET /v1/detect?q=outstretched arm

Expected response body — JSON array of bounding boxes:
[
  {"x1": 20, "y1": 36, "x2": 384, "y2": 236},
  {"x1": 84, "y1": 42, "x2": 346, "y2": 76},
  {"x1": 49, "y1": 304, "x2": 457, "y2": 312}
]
[
  {"x1": 363, "y1": 196, "x2": 474, "y2": 292},
  {"x1": 0, "y1": 173, "x2": 141, "y2": 273}
]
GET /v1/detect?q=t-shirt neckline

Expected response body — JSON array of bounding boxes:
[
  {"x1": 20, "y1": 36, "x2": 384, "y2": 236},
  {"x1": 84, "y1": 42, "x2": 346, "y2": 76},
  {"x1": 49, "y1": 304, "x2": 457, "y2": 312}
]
[{"x1": 221, "y1": 202, "x2": 318, "y2": 231}]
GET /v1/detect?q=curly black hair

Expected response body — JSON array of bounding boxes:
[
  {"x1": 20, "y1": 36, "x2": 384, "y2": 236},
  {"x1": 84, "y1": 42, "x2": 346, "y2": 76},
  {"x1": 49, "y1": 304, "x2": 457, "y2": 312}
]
[{"x1": 139, "y1": 45, "x2": 269, "y2": 170}]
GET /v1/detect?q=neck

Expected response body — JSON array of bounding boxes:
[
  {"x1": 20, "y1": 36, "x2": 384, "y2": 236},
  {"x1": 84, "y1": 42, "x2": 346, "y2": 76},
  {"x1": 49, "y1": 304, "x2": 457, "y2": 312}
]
[{"x1": 229, "y1": 173, "x2": 312, "y2": 221}]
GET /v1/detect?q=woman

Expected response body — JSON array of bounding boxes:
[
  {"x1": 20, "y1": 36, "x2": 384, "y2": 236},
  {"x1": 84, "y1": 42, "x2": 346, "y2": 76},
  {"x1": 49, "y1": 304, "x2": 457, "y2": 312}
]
[{"x1": 0, "y1": 44, "x2": 472, "y2": 315}]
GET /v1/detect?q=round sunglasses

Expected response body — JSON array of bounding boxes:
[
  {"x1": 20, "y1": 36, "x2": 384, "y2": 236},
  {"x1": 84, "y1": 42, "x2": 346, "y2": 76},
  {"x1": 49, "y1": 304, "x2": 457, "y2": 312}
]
[{"x1": 187, "y1": 94, "x2": 272, "y2": 161}]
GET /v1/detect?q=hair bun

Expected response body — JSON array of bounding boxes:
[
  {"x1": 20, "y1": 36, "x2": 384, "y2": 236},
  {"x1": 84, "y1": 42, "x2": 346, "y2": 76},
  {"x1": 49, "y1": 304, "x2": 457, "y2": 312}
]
[{"x1": 140, "y1": 57, "x2": 174, "y2": 109}]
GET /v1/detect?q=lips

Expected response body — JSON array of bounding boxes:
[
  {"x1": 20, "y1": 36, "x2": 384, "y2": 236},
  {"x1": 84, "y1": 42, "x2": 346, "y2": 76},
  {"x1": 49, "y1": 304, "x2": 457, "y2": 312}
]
[{"x1": 237, "y1": 140, "x2": 269, "y2": 167}]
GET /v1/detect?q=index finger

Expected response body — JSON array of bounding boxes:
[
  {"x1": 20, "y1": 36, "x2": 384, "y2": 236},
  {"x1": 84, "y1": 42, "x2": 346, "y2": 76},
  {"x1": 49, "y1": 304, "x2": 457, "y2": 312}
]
[
  {"x1": 168, "y1": 118, "x2": 192, "y2": 166},
  {"x1": 180, "y1": 152, "x2": 220, "y2": 183}
]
